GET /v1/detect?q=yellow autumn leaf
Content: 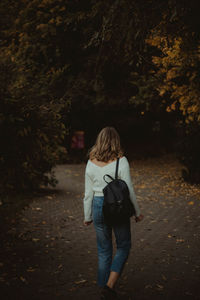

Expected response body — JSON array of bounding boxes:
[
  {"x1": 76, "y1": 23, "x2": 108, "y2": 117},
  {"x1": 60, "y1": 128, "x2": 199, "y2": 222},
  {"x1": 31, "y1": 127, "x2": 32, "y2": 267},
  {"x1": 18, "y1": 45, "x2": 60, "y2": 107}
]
[
  {"x1": 188, "y1": 201, "x2": 194, "y2": 205},
  {"x1": 176, "y1": 239, "x2": 185, "y2": 243}
]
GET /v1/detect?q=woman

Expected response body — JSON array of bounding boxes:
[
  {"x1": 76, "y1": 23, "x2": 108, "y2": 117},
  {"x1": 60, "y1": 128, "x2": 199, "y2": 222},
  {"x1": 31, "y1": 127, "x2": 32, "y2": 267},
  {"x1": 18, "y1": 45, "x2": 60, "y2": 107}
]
[{"x1": 83, "y1": 127, "x2": 144, "y2": 299}]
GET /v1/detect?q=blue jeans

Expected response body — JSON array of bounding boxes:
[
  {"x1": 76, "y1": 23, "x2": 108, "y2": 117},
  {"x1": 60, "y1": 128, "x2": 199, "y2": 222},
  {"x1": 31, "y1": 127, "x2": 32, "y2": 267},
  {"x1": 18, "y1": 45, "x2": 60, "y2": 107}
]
[{"x1": 93, "y1": 196, "x2": 131, "y2": 287}]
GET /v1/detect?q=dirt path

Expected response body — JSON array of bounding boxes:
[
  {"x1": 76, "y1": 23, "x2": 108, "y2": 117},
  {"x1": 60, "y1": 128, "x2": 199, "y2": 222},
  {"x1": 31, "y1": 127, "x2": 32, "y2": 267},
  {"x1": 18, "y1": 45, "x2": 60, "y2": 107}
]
[{"x1": 0, "y1": 154, "x2": 200, "y2": 300}]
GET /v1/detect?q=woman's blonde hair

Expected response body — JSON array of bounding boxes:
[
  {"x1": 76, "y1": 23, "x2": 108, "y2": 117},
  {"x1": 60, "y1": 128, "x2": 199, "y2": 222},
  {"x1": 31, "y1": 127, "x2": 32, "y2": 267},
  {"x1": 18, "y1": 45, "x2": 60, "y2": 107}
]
[{"x1": 89, "y1": 127, "x2": 123, "y2": 162}]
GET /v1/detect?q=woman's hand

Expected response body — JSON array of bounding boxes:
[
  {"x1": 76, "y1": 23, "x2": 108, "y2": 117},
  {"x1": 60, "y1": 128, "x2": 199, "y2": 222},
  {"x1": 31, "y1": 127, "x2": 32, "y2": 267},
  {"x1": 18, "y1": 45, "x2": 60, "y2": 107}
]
[
  {"x1": 84, "y1": 220, "x2": 93, "y2": 226},
  {"x1": 135, "y1": 214, "x2": 144, "y2": 223}
]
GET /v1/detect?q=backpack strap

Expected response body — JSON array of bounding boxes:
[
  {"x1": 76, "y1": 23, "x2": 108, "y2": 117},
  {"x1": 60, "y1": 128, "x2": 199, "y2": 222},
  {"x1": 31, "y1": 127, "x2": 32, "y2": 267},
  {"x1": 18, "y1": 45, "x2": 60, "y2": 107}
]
[
  {"x1": 103, "y1": 174, "x2": 114, "y2": 184},
  {"x1": 115, "y1": 158, "x2": 119, "y2": 179},
  {"x1": 103, "y1": 158, "x2": 120, "y2": 183}
]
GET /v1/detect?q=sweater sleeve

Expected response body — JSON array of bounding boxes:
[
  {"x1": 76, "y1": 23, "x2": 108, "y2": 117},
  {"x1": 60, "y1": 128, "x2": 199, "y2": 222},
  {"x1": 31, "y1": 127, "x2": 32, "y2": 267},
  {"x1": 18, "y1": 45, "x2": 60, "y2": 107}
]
[
  {"x1": 83, "y1": 162, "x2": 94, "y2": 222},
  {"x1": 120, "y1": 157, "x2": 141, "y2": 217}
]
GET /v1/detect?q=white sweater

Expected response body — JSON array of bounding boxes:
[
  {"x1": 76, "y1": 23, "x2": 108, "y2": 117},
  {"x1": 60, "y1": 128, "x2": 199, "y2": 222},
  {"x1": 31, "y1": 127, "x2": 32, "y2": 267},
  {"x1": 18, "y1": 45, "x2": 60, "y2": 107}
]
[{"x1": 83, "y1": 156, "x2": 141, "y2": 221}]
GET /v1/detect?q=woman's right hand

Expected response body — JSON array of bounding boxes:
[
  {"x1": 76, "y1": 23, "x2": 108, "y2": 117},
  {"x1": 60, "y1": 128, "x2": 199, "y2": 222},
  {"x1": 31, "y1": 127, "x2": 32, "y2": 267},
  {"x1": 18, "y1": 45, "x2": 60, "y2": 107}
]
[
  {"x1": 135, "y1": 214, "x2": 144, "y2": 222},
  {"x1": 84, "y1": 220, "x2": 93, "y2": 226}
]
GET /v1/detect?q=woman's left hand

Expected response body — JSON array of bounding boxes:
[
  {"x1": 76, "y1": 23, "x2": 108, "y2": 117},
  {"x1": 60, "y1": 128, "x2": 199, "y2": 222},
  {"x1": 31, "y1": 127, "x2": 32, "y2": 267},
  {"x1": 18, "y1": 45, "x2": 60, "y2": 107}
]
[
  {"x1": 135, "y1": 214, "x2": 144, "y2": 222},
  {"x1": 84, "y1": 220, "x2": 93, "y2": 226}
]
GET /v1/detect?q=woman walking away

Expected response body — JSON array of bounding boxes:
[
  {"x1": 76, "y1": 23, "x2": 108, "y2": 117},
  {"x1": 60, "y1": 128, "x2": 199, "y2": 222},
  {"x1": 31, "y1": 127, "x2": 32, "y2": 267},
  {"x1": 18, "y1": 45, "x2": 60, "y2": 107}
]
[{"x1": 83, "y1": 127, "x2": 144, "y2": 299}]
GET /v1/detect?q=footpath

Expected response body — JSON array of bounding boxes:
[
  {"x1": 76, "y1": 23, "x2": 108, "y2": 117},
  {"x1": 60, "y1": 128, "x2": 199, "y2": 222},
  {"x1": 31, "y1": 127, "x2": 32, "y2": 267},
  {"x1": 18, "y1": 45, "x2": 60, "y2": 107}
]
[{"x1": 0, "y1": 154, "x2": 200, "y2": 300}]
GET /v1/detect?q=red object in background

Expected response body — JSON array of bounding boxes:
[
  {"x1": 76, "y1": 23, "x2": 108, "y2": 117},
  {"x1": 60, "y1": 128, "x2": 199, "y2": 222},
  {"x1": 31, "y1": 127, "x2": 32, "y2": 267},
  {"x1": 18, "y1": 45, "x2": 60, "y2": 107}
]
[{"x1": 71, "y1": 131, "x2": 85, "y2": 149}]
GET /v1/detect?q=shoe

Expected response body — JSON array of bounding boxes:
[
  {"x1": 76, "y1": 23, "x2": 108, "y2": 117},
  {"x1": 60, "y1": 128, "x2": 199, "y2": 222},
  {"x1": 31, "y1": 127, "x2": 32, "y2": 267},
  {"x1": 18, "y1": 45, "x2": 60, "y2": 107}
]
[{"x1": 100, "y1": 285, "x2": 118, "y2": 299}]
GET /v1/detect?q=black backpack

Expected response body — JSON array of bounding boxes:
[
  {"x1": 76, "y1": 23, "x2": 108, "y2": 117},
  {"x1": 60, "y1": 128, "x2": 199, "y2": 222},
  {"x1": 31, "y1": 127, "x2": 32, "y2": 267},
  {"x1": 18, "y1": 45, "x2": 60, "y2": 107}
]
[{"x1": 102, "y1": 158, "x2": 135, "y2": 225}]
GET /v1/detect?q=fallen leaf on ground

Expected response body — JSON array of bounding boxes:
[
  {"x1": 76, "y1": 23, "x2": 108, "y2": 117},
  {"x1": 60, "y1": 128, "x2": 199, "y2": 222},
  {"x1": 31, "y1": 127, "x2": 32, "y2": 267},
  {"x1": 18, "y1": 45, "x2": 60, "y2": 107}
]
[
  {"x1": 74, "y1": 279, "x2": 87, "y2": 284},
  {"x1": 156, "y1": 284, "x2": 164, "y2": 290},
  {"x1": 32, "y1": 238, "x2": 40, "y2": 242},
  {"x1": 145, "y1": 284, "x2": 152, "y2": 289},
  {"x1": 27, "y1": 267, "x2": 36, "y2": 272},
  {"x1": 32, "y1": 207, "x2": 42, "y2": 211},
  {"x1": 176, "y1": 239, "x2": 185, "y2": 243},
  {"x1": 188, "y1": 201, "x2": 194, "y2": 205},
  {"x1": 162, "y1": 274, "x2": 167, "y2": 281},
  {"x1": 20, "y1": 276, "x2": 28, "y2": 283}
]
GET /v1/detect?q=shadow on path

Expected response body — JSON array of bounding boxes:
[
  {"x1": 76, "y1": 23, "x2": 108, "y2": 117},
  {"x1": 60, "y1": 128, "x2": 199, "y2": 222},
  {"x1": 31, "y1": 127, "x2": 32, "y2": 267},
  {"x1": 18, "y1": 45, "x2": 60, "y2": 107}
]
[{"x1": 0, "y1": 154, "x2": 200, "y2": 300}]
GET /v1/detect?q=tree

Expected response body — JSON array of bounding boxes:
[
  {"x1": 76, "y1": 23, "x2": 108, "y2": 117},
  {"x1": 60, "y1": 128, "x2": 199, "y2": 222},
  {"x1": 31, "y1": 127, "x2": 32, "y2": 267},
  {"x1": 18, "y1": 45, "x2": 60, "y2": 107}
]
[
  {"x1": 145, "y1": 0, "x2": 200, "y2": 182},
  {"x1": 0, "y1": 0, "x2": 71, "y2": 192}
]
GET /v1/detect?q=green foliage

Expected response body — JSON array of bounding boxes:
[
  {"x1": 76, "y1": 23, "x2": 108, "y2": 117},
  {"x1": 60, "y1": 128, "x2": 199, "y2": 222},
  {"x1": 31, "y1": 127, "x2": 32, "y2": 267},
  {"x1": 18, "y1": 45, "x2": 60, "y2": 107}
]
[
  {"x1": 0, "y1": 54, "x2": 68, "y2": 192},
  {"x1": 175, "y1": 122, "x2": 200, "y2": 183},
  {"x1": 144, "y1": 0, "x2": 200, "y2": 182},
  {"x1": 1, "y1": 0, "x2": 200, "y2": 189},
  {"x1": 0, "y1": 0, "x2": 71, "y2": 192}
]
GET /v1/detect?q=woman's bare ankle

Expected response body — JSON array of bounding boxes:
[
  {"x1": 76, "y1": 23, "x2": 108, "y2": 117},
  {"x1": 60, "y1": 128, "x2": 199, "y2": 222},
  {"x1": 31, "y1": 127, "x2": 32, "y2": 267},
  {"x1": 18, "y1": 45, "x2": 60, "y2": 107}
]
[
  {"x1": 106, "y1": 271, "x2": 120, "y2": 289},
  {"x1": 106, "y1": 282, "x2": 114, "y2": 289}
]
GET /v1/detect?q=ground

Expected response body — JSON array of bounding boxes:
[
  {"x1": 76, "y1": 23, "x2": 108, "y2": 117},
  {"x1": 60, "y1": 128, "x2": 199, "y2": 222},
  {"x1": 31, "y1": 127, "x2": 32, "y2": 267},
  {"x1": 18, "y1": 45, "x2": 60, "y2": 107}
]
[{"x1": 0, "y1": 154, "x2": 200, "y2": 300}]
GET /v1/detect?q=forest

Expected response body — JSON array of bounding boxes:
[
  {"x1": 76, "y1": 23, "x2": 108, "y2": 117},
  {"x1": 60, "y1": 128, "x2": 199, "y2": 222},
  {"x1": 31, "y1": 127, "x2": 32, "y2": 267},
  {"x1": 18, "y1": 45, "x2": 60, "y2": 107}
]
[{"x1": 1, "y1": 0, "x2": 200, "y2": 193}]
